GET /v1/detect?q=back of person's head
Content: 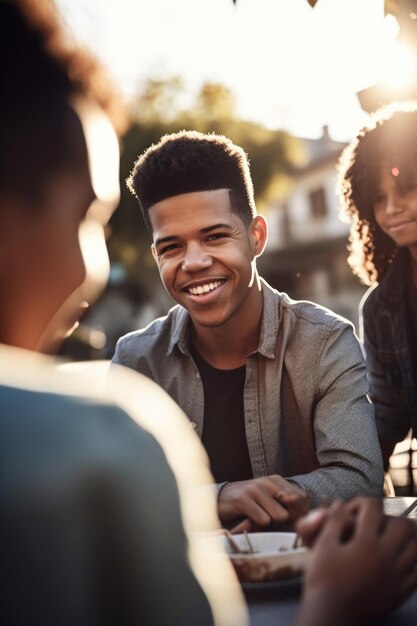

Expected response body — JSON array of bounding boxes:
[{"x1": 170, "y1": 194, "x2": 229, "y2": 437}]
[
  {"x1": 0, "y1": 0, "x2": 125, "y2": 202},
  {"x1": 338, "y1": 102, "x2": 417, "y2": 284},
  {"x1": 126, "y1": 130, "x2": 257, "y2": 231},
  {"x1": 0, "y1": 0, "x2": 126, "y2": 352}
]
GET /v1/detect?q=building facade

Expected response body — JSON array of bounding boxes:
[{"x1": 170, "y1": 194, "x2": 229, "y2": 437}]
[{"x1": 259, "y1": 126, "x2": 367, "y2": 330}]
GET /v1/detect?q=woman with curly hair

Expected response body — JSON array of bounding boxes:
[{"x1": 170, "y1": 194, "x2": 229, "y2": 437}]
[{"x1": 338, "y1": 102, "x2": 417, "y2": 476}]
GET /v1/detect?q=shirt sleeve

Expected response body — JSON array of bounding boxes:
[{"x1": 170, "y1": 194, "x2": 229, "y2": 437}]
[
  {"x1": 360, "y1": 296, "x2": 411, "y2": 443},
  {"x1": 287, "y1": 322, "x2": 384, "y2": 505}
]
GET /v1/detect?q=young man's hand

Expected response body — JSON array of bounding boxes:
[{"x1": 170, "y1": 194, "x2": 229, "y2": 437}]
[
  {"x1": 294, "y1": 498, "x2": 417, "y2": 626},
  {"x1": 217, "y1": 475, "x2": 310, "y2": 533}
]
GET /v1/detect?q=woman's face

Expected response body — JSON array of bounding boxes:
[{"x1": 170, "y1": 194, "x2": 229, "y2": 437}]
[{"x1": 373, "y1": 168, "x2": 417, "y2": 250}]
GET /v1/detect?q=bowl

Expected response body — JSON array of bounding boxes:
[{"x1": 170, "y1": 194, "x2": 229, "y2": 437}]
[{"x1": 211, "y1": 532, "x2": 308, "y2": 583}]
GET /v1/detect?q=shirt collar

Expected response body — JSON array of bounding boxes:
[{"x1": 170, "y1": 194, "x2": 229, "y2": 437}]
[
  {"x1": 256, "y1": 278, "x2": 280, "y2": 359},
  {"x1": 167, "y1": 305, "x2": 191, "y2": 355},
  {"x1": 374, "y1": 248, "x2": 409, "y2": 313}
]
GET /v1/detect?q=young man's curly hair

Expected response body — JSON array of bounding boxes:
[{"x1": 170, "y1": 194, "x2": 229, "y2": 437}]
[
  {"x1": 337, "y1": 102, "x2": 417, "y2": 286},
  {"x1": 126, "y1": 130, "x2": 257, "y2": 232}
]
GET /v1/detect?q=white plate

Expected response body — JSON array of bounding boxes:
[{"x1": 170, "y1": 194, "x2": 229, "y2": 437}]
[{"x1": 204, "y1": 532, "x2": 308, "y2": 583}]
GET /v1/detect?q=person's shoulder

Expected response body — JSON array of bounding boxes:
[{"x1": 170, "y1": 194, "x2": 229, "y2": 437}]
[
  {"x1": 0, "y1": 346, "x2": 146, "y2": 442},
  {"x1": 279, "y1": 290, "x2": 353, "y2": 331},
  {"x1": 0, "y1": 375, "x2": 136, "y2": 433},
  {"x1": 113, "y1": 305, "x2": 188, "y2": 369},
  {"x1": 0, "y1": 378, "x2": 161, "y2": 474},
  {"x1": 359, "y1": 283, "x2": 379, "y2": 316},
  {"x1": 115, "y1": 304, "x2": 184, "y2": 353}
]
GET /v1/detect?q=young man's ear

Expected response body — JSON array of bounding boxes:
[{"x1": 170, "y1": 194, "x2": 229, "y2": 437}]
[
  {"x1": 250, "y1": 215, "x2": 268, "y2": 258},
  {"x1": 151, "y1": 243, "x2": 158, "y2": 264}
]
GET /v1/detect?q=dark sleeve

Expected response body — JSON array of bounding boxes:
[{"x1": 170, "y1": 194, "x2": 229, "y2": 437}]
[
  {"x1": 288, "y1": 322, "x2": 383, "y2": 502},
  {"x1": 0, "y1": 402, "x2": 214, "y2": 626},
  {"x1": 360, "y1": 293, "x2": 411, "y2": 444}
]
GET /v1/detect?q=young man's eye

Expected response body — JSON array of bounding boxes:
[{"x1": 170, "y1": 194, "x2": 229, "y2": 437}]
[
  {"x1": 159, "y1": 243, "x2": 180, "y2": 255},
  {"x1": 207, "y1": 232, "x2": 228, "y2": 242}
]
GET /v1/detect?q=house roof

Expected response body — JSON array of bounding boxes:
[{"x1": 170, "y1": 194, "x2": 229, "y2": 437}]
[{"x1": 290, "y1": 126, "x2": 347, "y2": 175}]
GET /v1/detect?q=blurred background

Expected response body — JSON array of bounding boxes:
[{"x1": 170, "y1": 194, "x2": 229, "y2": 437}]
[{"x1": 53, "y1": 0, "x2": 417, "y2": 363}]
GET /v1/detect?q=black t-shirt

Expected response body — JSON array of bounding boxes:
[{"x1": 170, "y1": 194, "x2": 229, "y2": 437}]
[{"x1": 190, "y1": 345, "x2": 253, "y2": 484}]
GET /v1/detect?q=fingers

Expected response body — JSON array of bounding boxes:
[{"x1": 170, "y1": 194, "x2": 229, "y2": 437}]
[
  {"x1": 277, "y1": 489, "x2": 311, "y2": 519},
  {"x1": 264, "y1": 476, "x2": 311, "y2": 522},
  {"x1": 219, "y1": 476, "x2": 309, "y2": 528},
  {"x1": 394, "y1": 531, "x2": 417, "y2": 575},
  {"x1": 230, "y1": 518, "x2": 252, "y2": 534},
  {"x1": 350, "y1": 497, "x2": 384, "y2": 540},
  {"x1": 219, "y1": 480, "x2": 288, "y2": 526},
  {"x1": 383, "y1": 516, "x2": 417, "y2": 551},
  {"x1": 312, "y1": 501, "x2": 354, "y2": 547},
  {"x1": 238, "y1": 485, "x2": 290, "y2": 526},
  {"x1": 381, "y1": 516, "x2": 417, "y2": 560},
  {"x1": 296, "y1": 509, "x2": 329, "y2": 547}
]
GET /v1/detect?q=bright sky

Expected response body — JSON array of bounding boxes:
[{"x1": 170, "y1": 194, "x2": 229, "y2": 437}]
[{"x1": 56, "y1": 0, "x2": 406, "y2": 140}]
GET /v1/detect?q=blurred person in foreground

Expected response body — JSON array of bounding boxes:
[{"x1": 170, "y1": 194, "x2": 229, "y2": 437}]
[
  {"x1": 0, "y1": 1, "x2": 243, "y2": 624},
  {"x1": 113, "y1": 130, "x2": 383, "y2": 532},
  {"x1": 1, "y1": 2, "x2": 416, "y2": 626},
  {"x1": 338, "y1": 103, "x2": 417, "y2": 476}
]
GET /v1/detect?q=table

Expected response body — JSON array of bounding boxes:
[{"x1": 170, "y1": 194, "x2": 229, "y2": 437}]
[
  {"x1": 247, "y1": 586, "x2": 417, "y2": 626},
  {"x1": 247, "y1": 497, "x2": 417, "y2": 626}
]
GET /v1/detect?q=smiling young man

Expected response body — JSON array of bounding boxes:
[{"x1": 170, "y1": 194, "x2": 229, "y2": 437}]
[
  {"x1": 113, "y1": 130, "x2": 384, "y2": 530},
  {"x1": 4, "y1": 4, "x2": 417, "y2": 626}
]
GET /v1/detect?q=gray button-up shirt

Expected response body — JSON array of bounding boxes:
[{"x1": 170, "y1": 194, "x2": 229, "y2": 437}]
[{"x1": 113, "y1": 279, "x2": 383, "y2": 504}]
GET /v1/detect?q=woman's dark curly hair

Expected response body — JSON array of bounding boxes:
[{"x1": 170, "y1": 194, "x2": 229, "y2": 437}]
[{"x1": 337, "y1": 102, "x2": 417, "y2": 285}]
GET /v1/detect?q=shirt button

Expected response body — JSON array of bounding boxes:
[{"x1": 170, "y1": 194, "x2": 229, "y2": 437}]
[
  {"x1": 190, "y1": 421, "x2": 197, "y2": 430},
  {"x1": 195, "y1": 372, "x2": 200, "y2": 379}
]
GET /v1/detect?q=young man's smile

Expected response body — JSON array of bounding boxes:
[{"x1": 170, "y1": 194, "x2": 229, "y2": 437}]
[{"x1": 182, "y1": 277, "x2": 226, "y2": 302}]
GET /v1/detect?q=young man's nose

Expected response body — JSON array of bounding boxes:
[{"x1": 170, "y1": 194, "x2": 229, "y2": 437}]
[{"x1": 181, "y1": 244, "x2": 212, "y2": 272}]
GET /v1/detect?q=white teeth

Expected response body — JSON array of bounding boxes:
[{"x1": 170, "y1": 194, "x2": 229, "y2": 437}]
[{"x1": 188, "y1": 280, "x2": 223, "y2": 296}]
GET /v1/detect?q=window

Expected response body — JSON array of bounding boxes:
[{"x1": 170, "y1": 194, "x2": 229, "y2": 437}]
[{"x1": 309, "y1": 187, "x2": 327, "y2": 218}]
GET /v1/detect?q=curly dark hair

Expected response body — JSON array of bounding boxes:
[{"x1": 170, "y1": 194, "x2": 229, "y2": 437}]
[
  {"x1": 337, "y1": 102, "x2": 417, "y2": 285},
  {"x1": 126, "y1": 130, "x2": 257, "y2": 232}
]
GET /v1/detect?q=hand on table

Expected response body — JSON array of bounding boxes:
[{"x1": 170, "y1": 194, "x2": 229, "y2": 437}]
[
  {"x1": 295, "y1": 498, "x2": 417, "y2": 626},
  {"x1": 218, "y1": 475, "x2": 310, "y2": 533}
]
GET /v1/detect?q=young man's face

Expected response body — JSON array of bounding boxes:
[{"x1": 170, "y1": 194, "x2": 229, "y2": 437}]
[
  {"x1": 374, "y1": 168, "x2": 417, "y2": 250},
  {"x1": 150, "y1": 189, "x2": 267, "y2": 330}
]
